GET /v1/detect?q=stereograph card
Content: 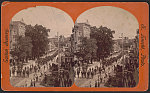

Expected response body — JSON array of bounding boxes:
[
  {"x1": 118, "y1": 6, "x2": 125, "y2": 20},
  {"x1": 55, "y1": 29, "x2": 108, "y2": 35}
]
[{"x1": 1, "y1": 1, "x2": 149, "y2": 92}]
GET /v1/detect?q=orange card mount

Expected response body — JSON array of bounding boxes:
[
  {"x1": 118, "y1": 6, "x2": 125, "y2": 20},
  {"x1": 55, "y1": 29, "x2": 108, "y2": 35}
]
[{"x1": 1, "y1": 2, "x2": 149, "y2": 91}]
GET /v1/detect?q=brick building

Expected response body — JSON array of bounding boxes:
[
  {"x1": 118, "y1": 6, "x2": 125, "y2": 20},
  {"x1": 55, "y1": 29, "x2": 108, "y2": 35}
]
[
  {"x1": 71, "y1": 21, "x2": 91, "y2": 53},
  {"x1": 9, "y1": 20, "x2": 26, "y2": 50}
]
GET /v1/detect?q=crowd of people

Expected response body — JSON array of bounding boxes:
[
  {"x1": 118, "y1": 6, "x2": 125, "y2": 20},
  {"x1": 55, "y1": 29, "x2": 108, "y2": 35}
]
[
  {"x1": 103, "y1": 52, "x2": 123, "y2": 66},
  {"x1": 105, "y1": 52, "x2": 138, "y2": 87},
  {"x1": 55, "y1": 59, "x2": 74, "y2": 87},
  {"x1": 40, "y1": 55, "x2": 74, "y2": 87},
  {"x1": 10, "y1": 50, "x2": 60, "y2": 87},
  {"x1": 10, "y1": 47, "x2": 138, "y2": 88},
  {"x1": 10, "y1": 63, "x2": 39, "y2": 78},
  {"x1": 76, "y1": 66, "x2": 99, "y2": 79},
  {"x1": 15, "y1": 60, "x2": 52, "y2": 87},
  {"x1": 74, "y1": 52, "x2": 127, "y2": 87},
  {"x1": 10, "y1": 48, "x2": 75, "y2": 87}
]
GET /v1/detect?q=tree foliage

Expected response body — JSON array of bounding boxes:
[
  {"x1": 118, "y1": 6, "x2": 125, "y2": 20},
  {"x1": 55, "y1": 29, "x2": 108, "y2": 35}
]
[
  {"x1": 90, "y1": 26, "x2": 115, "y2": 60},
  {"x1": 10, "y1": 36, "x2": 33, "y2": 62},
  {"x1": 18, "y1": 36, "x2": 33, "y2": 61},
  {"x1": 75, "y1": 37, "x2": 98, "y2": 63},
  {"x1": 25, "y1": 24, "x2": 50, "y2": 59}
]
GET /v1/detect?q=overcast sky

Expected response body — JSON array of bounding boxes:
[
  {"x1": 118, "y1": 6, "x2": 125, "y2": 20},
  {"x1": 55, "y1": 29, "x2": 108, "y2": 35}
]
[
  {"x1": 77, "y1": 6, "x2": 139, "y2": 39},
  {"x1": 12, "y1": 6, "x2": 74, "y2": 38},
  {"x1": 12, "y1": 6, "x2": 139, "y2": 39}
]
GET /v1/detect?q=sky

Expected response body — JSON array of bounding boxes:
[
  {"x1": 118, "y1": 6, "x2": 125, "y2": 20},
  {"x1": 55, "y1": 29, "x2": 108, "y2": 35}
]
[
  {"x1": 12, "y1": 6, "x2": 74, "y2": 38},
  {"x1": 77, "y1": 6, "x2": 139, "y2": 39},
  {"x1": 12, "y1": 6, "x2": 139, "y2": 39}
]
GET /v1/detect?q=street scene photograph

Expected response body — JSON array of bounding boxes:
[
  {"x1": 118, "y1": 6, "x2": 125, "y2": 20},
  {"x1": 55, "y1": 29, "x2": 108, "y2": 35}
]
[
  {"x1": 9, "y1": 6, "x2": 139, "y2": 88},
  {"x1": 9, "y1": 6, "x2": 75, "y2": 87},
  {"x1": 74, "y1": 6, "x2": 139, "y2": 87}
]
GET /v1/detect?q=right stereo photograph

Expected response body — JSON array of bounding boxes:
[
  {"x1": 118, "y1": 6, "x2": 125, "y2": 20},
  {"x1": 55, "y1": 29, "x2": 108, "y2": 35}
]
[{"x1": 73, "y1": 6, "x2": 139, "y2": 88}]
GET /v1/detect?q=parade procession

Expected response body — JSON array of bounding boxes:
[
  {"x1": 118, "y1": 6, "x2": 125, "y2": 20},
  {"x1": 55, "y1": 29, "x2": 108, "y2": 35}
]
[{"x1": 9, "y1": 6, "x2": 139, "y2": 88}]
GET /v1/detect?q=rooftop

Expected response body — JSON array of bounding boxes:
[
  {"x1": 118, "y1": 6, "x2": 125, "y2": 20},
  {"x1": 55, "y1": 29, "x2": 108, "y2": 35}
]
[{"x1": 10, "y1": 21, "x2": 26, "y2": 26}]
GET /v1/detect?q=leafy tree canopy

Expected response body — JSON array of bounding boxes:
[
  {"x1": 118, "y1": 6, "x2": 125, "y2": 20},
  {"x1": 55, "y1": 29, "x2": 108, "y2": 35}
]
[
  {"x1": 25, "y1": 24, "x2": 50, "y2": 59},
  {"x1": 90, "y1": 26, "x2": 115, "y2": 60}
]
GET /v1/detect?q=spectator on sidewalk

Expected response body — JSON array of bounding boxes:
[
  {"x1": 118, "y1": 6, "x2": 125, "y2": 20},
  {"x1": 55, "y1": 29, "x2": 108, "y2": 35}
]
[
  {"x1": 77, "y1": 68, "x2": 80, "y2": 78},
  {"x1": 95, "y1": 81, "x2": 97, "y2": 87},
  {"x1": 26, "y1": 70, "x2": 29, "y2": 77}
]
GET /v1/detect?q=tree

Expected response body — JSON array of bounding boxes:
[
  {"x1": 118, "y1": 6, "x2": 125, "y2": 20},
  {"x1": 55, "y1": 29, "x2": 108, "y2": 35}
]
[
  {"x1": 83, "y1": 38, "x2": 98, "y2": 63},
  {"x1": 75, "y1": 37, "x2": 98, "y2": 64},
  {"x1": 18, "y1": 36, "x2": 33, "y2": 62},
  {"x1": 10, "y1": 36, "x2": 33, "y2": 63},
  {"x1": 10, "y1": 43, "x2": 21, "y2": 63},
  {"x1": 90, "y1": 26, "x2": 115, "y2": 61},
  {"x1": 25, "y1": 24, "x2": 50, "y2": 59}
]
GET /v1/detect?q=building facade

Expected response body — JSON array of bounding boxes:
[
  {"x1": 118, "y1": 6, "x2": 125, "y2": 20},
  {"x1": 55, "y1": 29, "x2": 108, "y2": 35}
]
[
  {"x1": 71, "y1": 22, "x2": 91, "y2": 53},
  {"x1": 10, "y1": 20, "x2": 26, "y2": 50},
  {"x1": 48, "y1": 37, "x2": 58, "y2": 51},
  {"x1": 113, "y1": 40, "x2": 121, "y2": 52}
]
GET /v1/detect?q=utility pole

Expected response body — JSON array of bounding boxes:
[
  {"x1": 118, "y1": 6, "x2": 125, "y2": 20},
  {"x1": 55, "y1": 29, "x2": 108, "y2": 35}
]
[
  {"x1": 57, "y1": 32, "x2": 61, "y2": 70},
  {"x1": 119, "y1": 33, "x2": 124, "y2": 63},
  {"x1": 121, "y1": 33, "x2": 124, "y2": 63},
  {"x1": 121, "y1": 33, "x2": 125, "y2": 87},
  {"x1": 119, "y1": 33, "x2": 126, "y2": 87}
]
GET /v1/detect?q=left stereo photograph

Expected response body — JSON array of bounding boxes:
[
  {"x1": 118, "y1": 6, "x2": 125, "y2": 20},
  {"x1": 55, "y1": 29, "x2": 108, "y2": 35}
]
[{"x1": 9, "y1": 6, "x2": 75, "y2": 87}]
